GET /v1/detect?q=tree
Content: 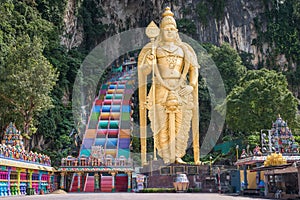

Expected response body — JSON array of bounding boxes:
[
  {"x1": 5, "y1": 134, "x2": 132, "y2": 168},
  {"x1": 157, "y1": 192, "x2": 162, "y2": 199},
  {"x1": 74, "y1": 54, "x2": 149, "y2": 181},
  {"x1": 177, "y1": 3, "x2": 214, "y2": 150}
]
[
  {"x1": 0, "y1": 0, "x2": 84, "y2": 161},
  {"x1": 0, "y1": 35, "x2": 58, "y2": 144},
  {"x1": 204, "y1": 43, "x2": 247, "y2": 94},
  {"x1": 0, "y1": 1, "x2": 58, "y2": 147},
  {"x1": 202, "y1": 43, "x2": 247, "y2": 146},
  {"x1": 224, "y1": 69, "x2": 298, "y2": 134},
  {"x1": 33, "y1": 47, "x2": 84, "y2": 166}
]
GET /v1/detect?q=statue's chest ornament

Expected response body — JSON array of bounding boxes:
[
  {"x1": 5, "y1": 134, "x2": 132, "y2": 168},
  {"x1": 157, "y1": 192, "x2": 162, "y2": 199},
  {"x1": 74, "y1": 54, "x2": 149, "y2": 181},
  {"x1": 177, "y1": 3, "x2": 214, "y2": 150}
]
[
  {"x1": 159, "y1": 46, "x2": 182, "y2": 69},
  {"x1": 166, "y1": 55, "x2": 179, "y2": 69}
]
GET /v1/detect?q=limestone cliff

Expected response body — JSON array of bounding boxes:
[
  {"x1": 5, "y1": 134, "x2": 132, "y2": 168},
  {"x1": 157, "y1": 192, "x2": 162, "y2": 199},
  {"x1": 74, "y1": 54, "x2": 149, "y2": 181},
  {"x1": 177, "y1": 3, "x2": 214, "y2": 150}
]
[
  {"x1": 61, "y1": 0, "x2": 83, "y2": 49},
  {"x1": 60, "y1": 0, "x2": 280, "y2": 67},
  {"x1": 199, "y1": 0, "x2": 265, "y2": 66}
]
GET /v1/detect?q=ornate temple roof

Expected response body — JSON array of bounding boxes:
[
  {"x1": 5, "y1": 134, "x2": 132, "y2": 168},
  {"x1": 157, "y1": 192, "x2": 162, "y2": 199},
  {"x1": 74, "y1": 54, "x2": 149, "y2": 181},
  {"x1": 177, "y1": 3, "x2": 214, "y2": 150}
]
[
  {"x1": 2, "y1": 122, "x2": 23, "y2": 148},
  {"x1": 0, "y1": 122, "x2": 53, "y2": 170},
  {"x1": 236, "y1": 115, "x2": 300, "y2": 166}
]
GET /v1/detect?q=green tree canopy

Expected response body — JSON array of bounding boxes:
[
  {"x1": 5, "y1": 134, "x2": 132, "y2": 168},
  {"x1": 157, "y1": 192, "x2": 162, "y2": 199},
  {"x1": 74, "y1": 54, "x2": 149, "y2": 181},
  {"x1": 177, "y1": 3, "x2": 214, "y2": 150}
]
[
  {"x1": 0, "y1": 35, "x2": 58, "y2": 140},
  {"x1": 0, "y1": 0, "x2": 84, "y2": 162},
  {"x1": 224, "y1": 69, "x2": 298, "y2": 134},
  {"x1": 0, "y1": 0, "x2": 58, "y2": 141},
  {"x1": 204, "y1": 43, "x2": 247, "y2": 94}
]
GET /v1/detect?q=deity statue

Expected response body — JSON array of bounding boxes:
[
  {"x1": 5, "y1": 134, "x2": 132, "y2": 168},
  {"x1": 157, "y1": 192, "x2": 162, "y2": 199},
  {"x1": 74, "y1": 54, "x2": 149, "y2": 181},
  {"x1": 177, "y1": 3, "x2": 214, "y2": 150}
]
[{"x1": 138, "y1": 7, "x2": 200, "y2": 165}]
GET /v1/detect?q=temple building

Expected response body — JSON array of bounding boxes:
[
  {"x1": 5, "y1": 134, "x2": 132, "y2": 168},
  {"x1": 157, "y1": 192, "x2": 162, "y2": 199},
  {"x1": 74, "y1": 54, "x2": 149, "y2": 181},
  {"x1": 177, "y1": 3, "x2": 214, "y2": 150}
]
[
  {"x1": 236, "y1": 115, "x2": 300, "y2": 198},
  {"x1": 0, "y1": 122, "x2": 55, "y2": 196}
]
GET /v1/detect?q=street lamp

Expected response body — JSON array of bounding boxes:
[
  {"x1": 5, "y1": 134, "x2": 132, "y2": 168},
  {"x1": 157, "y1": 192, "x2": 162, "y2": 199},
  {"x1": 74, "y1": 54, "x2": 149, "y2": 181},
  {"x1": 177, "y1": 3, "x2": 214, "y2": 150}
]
[
  {"x1": 149, "y1": 155, "x2": 153, "y2": 176},
  {"x1": 209, "y1": 156, "x2": 212, "y2": 176},
  {"x1": 236, "y1": 145, "x2": 239, "y2": 169},
  {"x1": 246, "y1": 144, "x2": 250, "y2": 155}
]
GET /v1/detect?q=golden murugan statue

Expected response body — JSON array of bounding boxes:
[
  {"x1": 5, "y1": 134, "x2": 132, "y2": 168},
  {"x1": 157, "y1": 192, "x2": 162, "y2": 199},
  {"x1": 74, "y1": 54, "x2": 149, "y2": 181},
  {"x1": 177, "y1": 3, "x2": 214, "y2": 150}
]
[{"x1": 138, "y1": 7, "x2": 200, "y2": 165}]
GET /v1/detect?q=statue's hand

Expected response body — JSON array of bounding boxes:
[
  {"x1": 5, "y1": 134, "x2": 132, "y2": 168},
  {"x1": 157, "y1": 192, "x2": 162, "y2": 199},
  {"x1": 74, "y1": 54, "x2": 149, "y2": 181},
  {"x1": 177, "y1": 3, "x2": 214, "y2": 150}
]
[
  {"x1": 141, "y1": 54, "x2": 156, "y2": 75},
  {"x1": 141, "y1": 64, "x2": 152, "y2": 75},
  {"x1": 146, "y1": 54, "x2": 156, "y2": 65},
  {"x1": 178, "y1": 85, "x2": 193, "y2": 96}
]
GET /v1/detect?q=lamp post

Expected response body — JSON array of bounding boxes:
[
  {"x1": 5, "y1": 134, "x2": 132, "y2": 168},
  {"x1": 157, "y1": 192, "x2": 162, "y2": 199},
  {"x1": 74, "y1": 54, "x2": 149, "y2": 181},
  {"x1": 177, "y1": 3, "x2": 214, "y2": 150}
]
[
  {"x1": 149, "y1": 155, "x2": 153, "y2": 176},
  {"x1": 246, "y1": 144, "x2": 250, "y2": 155},
  {"x1": 236, "y1": 145, "x2": 239, "y2": 169},
  {"x1": 209, "y1": 156, "x2": 212, "y2": 176}
]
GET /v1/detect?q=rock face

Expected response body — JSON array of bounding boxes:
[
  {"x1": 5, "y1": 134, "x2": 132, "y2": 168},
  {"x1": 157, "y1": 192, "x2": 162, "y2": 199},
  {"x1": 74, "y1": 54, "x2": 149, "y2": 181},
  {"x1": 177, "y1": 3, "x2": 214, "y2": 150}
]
[
  {"x1": 191, "y1": 0, "x2": 267, "y2": 66},
  {"x1": 61, "y1": 0, "x2": 83, "y2": 49},
  {"x1": 208, "y1": 0, "x2": 265, "y2": 65},
  {"x1": 61, "y1": 0, "x2": 270, "y2": 66}
]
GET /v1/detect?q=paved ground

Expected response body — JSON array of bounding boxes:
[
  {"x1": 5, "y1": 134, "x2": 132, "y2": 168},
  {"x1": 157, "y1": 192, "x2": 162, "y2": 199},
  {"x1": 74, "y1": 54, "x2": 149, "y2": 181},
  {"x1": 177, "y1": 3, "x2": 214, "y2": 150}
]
[{"x1": 0, "y1": 193, "x2": 270, "y2": 200}]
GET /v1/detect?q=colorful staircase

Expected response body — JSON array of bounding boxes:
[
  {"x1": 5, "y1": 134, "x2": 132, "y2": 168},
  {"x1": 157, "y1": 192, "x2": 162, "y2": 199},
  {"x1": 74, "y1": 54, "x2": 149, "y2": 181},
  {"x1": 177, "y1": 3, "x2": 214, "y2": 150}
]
[
  {"x1": 69, "y1": 174, "x2": 78, "y2": 192},
  {"x1": 79, "y1": 69, "x2": 135, "y2": 161},
  {"x1": 83, "y1": 174, "x2": 94, "y2": 192},
  {"x1": 100, "y1": 176, "x2": 112, "y2": 192},
  {"x1": 72, "y1": 60, "x2": 136, "y2": 192}
]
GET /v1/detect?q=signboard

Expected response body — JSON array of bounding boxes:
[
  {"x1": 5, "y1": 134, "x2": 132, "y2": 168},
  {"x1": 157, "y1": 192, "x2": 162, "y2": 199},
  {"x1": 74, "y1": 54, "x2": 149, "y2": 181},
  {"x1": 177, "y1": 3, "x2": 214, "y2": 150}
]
[
  {"x1": 187, "y1": 166, "x2": 198, "y2": 175},
  {"x1": 173, "y1": 166, "x2": 185, "y2": 174},
  {"x1": 137, "y1": 183, "x2": 144, "y2": 191},
  {"x1": 160, "y1": 166, "x2": 171, "y2": 175},
  {"x1": 136, "y1": 174, "x2": 145, "y2": 183},
  {"x1": 136, "y1": 174, "x2": 145, "y2": 191}
]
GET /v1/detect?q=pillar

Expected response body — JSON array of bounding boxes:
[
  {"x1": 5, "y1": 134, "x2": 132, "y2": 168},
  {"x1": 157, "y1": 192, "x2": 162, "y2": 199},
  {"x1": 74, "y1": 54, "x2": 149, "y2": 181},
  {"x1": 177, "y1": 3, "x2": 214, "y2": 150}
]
[
  {"x1": 0, "y1": 172, "x2": 2, "y2": 196},
  {"x1": 297, "y1": 167, "x2": 300, "y2": 197},
  {"x1": 99, "y1": 173, "x2": 102, "y2": 191},
  {"x1": 127, "y1": 172, "x2": 131, "y2": 192},
  {"x1": 38, "y1": 172, "x2": 42, "y2": 193},
  {"x1": 77, "y1": 173, "x2": 81, "y2": 192},
  {"x1": 264, "y1": 174, "x2": 269, "y2": 197},
  {"x1": 7, "y1": 167, "x2": 11, "y2": 196},
  {"x1": 29, "y1": 170, "x2": 33, "y2": 188},
  {"x1": 111, "y1": 172, "x2": 116, "y2": 192},
  {"x1": 256, "y1": 163, "x2": 261, "y2": 189},
  {"x1": 243, "y1": 165, "x2": 248, "y2": 189},
  {"x1": 47, "y1": 172, "x2": 51, "y2": 192},
  {"x1": 17, "y1": 168, "x2": 21, "y2": 195},
  {"x1": 60, "y1": 172, "x2": 65, "y2": 189},
  {"x1": 94, "y1": 173, "x2": 99, "y2": 192}
]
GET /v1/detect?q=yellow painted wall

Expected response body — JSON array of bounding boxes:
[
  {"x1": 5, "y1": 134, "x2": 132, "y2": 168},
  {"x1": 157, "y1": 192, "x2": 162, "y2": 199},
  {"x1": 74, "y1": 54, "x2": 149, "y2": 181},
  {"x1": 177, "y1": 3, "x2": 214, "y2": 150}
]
[{"x1": 240, "y1": 170, "x2": 265, "y2": 189}]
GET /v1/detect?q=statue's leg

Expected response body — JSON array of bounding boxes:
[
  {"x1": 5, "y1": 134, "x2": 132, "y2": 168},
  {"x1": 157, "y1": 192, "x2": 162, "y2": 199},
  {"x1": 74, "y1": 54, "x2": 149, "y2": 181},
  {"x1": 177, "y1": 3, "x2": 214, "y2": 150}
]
[
  {"x1": 150, "y1": 104, "x2": 170, "y2": 163},
  {"x1": 175, "y1": 109, "x2": 192, "y2": 162},
  {"x1": 157, "y1": 121, "x2": 170, "y2": 163},
  {"x1": 149, "y1": 86, "x2": 170, "y2": 163}
]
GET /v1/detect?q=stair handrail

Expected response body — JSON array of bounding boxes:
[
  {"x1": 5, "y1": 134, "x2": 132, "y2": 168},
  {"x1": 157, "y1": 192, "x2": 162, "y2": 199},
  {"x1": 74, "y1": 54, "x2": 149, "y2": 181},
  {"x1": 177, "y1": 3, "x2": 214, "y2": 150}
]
[
  {"x1": 83, "y1": 173, "x2": 89, "y2": 192},
  {"x1": 69, "y1": 173, "x2": 75, "y2": 192}
]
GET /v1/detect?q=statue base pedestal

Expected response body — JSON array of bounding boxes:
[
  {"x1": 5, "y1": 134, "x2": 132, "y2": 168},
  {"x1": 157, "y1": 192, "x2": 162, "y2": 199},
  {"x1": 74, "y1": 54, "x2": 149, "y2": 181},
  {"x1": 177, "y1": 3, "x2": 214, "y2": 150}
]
[{"x1": 140, "y1": 162, "x2": 213, "y2": 190}]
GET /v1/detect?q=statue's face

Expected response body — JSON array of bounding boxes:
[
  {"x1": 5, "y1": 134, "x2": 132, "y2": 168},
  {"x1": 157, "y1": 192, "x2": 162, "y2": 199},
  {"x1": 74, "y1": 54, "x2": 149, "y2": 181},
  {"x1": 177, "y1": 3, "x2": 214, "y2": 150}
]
[{"x1": 162, "y1": 24, "x2": 177, "y2": 42}]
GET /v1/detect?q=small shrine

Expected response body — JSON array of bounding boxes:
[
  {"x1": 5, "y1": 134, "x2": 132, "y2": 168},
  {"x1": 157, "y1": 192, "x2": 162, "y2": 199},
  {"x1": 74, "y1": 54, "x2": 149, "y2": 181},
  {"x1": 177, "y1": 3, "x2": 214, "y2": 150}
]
[
  {"x1": 267, "y1": 115, "x2": 298, "y2": 153},
  {"x1": 0, "y1": 122, "x2": 55, "y2": 196},
  {"x1": 235, "y1": 115, "x2": 300, "y2": 196}
]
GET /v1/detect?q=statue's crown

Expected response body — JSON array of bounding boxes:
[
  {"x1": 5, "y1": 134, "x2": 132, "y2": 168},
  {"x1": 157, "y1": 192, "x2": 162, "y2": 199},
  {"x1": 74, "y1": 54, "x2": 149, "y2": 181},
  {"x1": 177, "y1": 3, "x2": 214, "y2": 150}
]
[
  {"x1": 162, "y1": 7, "x2": 174, "y2": 17},
  {"x1": 160, "y1": 7, "x2": 177, "y2": 28}
]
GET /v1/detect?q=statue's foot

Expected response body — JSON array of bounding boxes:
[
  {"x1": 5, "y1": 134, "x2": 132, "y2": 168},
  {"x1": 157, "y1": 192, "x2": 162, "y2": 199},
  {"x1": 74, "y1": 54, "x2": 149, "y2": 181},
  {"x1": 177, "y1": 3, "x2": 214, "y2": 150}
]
[
  {"x1": 164, "y1": 159, "x2": 170, "y2": 164},
  {"x1": 175, "y1": 158, "x2": 187, "y2": 164},
  {"x1": 194, "y1": 160, "x2": 201, "y2": 165}
]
